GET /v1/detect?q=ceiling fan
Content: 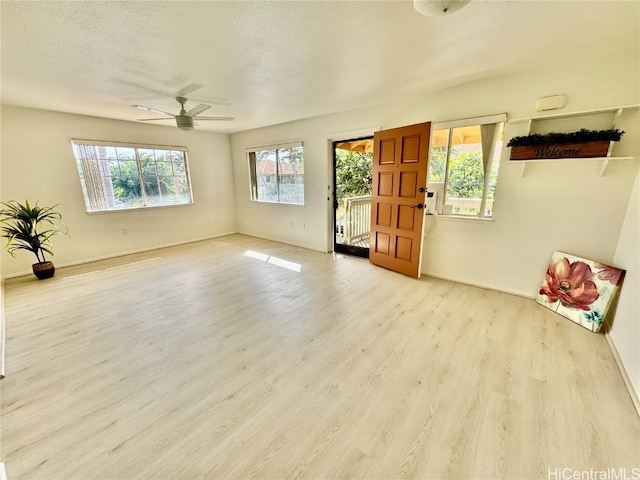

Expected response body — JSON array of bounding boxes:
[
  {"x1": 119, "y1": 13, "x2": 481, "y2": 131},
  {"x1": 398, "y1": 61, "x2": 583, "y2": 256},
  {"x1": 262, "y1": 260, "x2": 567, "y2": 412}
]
[{"x1": 132, "y1": 96, "x2": 234, "y2": 131}]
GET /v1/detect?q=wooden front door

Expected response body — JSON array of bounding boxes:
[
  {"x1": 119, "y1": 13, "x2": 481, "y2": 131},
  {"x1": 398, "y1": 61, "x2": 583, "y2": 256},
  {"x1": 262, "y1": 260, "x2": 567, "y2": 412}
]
[{"x1": 369, "y1": 122, "x2": 431, "y2": 278}]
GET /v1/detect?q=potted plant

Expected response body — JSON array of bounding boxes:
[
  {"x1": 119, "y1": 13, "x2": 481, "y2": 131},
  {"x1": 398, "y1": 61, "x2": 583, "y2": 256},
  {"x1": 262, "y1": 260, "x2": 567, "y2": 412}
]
[
  {"x1": 507, "y1": 128, "x2": 625, "y2": 160},
  {"x1": 0, "y1": 200, "x2": 68, "y2": 279}
]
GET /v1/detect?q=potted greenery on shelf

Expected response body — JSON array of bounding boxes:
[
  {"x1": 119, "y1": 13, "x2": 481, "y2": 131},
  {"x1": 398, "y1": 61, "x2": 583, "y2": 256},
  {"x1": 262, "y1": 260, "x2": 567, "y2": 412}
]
[
  {"x1": 507, "y1": 128, "x2": 625, "y2": 160},
  {"x1": 0, "y1": 200, "x2": 68, "y2": 279}
]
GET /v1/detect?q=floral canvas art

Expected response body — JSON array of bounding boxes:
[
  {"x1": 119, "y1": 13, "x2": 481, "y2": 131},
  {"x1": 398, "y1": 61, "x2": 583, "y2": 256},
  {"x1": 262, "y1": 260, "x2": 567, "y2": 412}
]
[{"x1": 536, "y1": 251, "x2": 625, "y2": 333}]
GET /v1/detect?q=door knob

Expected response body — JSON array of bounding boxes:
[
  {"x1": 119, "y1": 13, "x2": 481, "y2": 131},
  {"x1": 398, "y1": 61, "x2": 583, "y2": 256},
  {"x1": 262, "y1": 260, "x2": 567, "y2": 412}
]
[
  {"x1": 411, "y1": 203, "x2": 424, "y2": 209},
  {"x1": 418, "y1": 187, "x2": 426, "y2": 193}
]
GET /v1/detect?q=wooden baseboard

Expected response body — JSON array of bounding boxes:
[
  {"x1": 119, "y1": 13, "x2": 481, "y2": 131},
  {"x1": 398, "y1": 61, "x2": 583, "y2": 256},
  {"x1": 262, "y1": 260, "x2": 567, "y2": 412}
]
[
  {"x1": 2, "y1": 232, "x2": 239, "y2": 279},
  {"x1": 604, "y1": 331, "x2": 640, "y2": 417},
  {"x1": 422, "y1": 271, "x2": 536, "y2": 300},
  {"x1": 0, "y1": 278, "x2": 4, "y2": 379},
  {"x1": 237, "y1": 231, "x2": 328, "y2": 254},
  {"x1": 427, "y1": 272, "x2": 639, "y2": 417}
]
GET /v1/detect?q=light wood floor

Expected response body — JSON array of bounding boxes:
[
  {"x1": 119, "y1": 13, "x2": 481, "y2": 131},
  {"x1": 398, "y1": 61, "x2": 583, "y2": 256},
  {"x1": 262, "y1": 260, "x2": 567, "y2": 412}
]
[{"x1": 1, "y1": 234, "x2": 638, "y2": 480}]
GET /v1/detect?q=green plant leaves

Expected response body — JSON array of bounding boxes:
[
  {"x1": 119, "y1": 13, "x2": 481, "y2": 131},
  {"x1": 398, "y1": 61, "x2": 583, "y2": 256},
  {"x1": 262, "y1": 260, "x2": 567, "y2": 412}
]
[
  {"x1": 0, "y1": 200, "x2": 68, "y2": 263},
  {"x1": 507, "y1": 128, "x2": 625, "y2": 147}
]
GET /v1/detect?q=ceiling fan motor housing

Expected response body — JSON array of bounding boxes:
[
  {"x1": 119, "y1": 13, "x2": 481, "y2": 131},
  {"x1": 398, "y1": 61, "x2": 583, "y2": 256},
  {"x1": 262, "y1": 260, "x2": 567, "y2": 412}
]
[{"x1": 176, "y1": 114, "x2": 194, "y2": 131}]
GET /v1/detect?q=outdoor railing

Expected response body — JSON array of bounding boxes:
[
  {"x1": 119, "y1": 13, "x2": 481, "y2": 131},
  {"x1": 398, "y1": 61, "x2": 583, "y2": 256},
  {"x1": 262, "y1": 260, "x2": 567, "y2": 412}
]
[
  {"x1": 335, "y1": 195, "x2": 495, "y2": 245},
  {"x1": 335, "y1": 195, "x2": 371, "y2": 245}
]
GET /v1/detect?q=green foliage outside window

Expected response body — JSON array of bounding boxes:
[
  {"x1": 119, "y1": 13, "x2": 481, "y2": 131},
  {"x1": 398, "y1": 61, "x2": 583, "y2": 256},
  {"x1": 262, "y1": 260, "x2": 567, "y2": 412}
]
[
  {"x1": 110, "y1": 151, "x2": 187, "y2": 206},
  {"x1": 447, "y1": 151, "x2": 485, "y2": 200},
  {"x1": 430, "y1": 147, "x2": 498, "y2": 200},
  {"x1": 428, "y1": 146, "x2": 447, "y2": 183},
  {"x1": 335, "y1": 149, "x2": 372, "y2": 205}
]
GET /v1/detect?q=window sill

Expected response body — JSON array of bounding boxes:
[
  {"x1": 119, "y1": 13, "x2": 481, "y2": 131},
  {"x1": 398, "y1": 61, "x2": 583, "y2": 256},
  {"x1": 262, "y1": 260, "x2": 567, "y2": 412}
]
[
  {"x1": 249, "y1": 200, "x2": 305, "y2": 206},
  {"x1": 86, "y1": 202, "x2": 194, "y2": 215},
  {"x1": 432, "y1": 214, "x2": 494, "y2": 223}
]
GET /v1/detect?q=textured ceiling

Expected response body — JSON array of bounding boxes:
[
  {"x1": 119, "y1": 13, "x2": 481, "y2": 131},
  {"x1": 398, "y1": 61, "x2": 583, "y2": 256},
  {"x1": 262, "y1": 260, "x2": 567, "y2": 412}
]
[{"x1": 1, "y1": 1, "x2": 638, "y2": 134}]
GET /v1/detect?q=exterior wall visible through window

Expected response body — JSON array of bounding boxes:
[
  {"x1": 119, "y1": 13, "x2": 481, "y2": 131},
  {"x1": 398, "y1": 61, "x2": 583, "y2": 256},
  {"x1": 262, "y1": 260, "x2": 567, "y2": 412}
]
[{"x1": 247, "y1": 142, "x2": 304, "y2": 205}]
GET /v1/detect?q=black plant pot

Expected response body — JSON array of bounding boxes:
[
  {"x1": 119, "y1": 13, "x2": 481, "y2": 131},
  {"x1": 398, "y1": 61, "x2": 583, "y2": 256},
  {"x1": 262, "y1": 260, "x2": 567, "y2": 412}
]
[{"x1": 32, "y1": 261, "x2": 55, "y2": 280}]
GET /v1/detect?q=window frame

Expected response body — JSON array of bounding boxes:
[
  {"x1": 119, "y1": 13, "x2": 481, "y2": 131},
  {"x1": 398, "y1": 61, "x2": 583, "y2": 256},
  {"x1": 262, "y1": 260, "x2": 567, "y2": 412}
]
[
  {"x1": 428, "y1": 114, "x2": 506, "y2": 219},
  {"x1": 70, "y1": 139, "x2": 193, "y2": 213},
  {"x1": 246, "y1": 140, "x2": 305, "y2": 205}
]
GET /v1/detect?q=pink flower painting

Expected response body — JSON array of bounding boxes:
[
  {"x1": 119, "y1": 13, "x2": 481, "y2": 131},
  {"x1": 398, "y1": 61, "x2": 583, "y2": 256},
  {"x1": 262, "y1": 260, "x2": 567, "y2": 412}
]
[
  {"x1": 536, "y1": 252, "x2": 625, "y2": 333},
  {"x1": 539, "y1": 257, "x2": 599, "y2": 311},
  {"x1": 595, "y1": 263, "x2": 624, "y2": 286}
]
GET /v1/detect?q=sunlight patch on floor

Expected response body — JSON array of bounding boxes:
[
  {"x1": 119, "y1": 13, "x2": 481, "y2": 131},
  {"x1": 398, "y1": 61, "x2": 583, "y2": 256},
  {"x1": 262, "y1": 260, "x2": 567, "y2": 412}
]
[{"x1": 244, "y1": 250, "x2": 302, "y2": 272}]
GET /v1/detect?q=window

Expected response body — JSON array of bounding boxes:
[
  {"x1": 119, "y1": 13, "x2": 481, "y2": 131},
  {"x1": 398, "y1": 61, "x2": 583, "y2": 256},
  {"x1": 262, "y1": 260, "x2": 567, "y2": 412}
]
[
  {"x1": 248, "y1": 142, "x2": 304, "y2": 205},
  {"x1": 428, "y1": 115, "x2": 505, "y2": 218},
  {"x1": 71, "y1": 140, "x2": 193, "y2": 212}
]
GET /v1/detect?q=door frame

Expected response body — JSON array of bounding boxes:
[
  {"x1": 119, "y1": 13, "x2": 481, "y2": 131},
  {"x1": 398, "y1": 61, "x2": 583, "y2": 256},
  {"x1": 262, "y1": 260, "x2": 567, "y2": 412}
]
[
  {"x1": 325, "y1": 127, "x2": 379, "y2": 253},
  {"x1": 332, "y1": 136, "x2": 374, "y2": 259}
]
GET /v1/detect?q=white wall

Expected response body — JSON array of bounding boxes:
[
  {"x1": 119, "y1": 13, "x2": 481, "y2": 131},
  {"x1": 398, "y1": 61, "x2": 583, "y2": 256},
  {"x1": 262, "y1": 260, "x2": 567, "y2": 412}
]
[
  {"x1": 422, "y1": 105, "x2": 638, "y2": 296},
  {"x1": 231, "y1": 61, "x2": 639, "y2": 297},
  {"x1": 0, "y1": 106, "x2": 237, "y2": 277},
  {"x1": 612, "y1": 166, "x2": 640, "y2": 400}
]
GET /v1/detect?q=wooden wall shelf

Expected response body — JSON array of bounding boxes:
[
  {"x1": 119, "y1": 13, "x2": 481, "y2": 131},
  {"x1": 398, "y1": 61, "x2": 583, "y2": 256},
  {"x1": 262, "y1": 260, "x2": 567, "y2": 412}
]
[{"x1": 507, "y1": 105, "x2": 639, "y2": 177}]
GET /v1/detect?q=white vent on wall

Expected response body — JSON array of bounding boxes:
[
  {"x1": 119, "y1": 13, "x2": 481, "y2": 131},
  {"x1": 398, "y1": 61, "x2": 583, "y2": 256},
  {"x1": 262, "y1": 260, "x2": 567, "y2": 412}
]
[{"x1": 535, "y1": 95, "x2": 567, "y2": 112}]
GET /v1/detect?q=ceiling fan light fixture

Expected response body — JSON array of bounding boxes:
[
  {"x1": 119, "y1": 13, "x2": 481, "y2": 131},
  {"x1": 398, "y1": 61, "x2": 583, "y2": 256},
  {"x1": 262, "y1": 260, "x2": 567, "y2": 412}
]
[
  {"x1": 133, "y1": 95, "x2": 232, "y2": 130},
  {"x1": 176, "y1": 115, "x2": 194, "y2": 131},
  {"x1": 413, "y1": 0, "x2": 471, "y2": 16}
]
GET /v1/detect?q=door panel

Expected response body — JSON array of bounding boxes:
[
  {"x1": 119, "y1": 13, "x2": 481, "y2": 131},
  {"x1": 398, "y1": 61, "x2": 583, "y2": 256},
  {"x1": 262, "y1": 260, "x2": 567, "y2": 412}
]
[
  {"x1": 401, "y1": 135, "x2": 421, "y2": 163},
  {"x1": 378, "y1": 173, "x2": 394, "y2": 196},
  {"x1": 376, "y1": 203, "x2": 393, "y2": 226},
  {"x1": 399, "y1": 172, "x2": 418, "y2": 197},
  {"x1": 374, "y1": 232, "x2": 390, "y2": 254},
  {"x1": 369, "y1": 122, "x2": 431, "y2": 278},
  {"x1": 395, "y1": 236, "x2": 414, "y2": 261},
  {"x1": 379, "y1": 139, "x2": 396, "y2": 163},
  {"x1": 397, "y1": 205, "x2": 415, "y2": 230}
]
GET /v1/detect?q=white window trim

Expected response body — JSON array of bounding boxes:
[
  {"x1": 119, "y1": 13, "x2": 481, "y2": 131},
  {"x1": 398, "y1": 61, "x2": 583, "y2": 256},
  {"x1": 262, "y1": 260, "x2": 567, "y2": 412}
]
[
  {"x1": 246, "y1": 140, "x2": 305, "y2": 205},
  {"x1": 71, "y1": 138, "x2": 189, "y2": 152},
  {"x1": 70, "y1": 139, "x2": 193, "y2": 213},
  {"x1": 432, "y1": 113, "x2": 506, "y2": 130},
  {"x1": 428, "y1": 114, "x2": 506, "y2": 220},
  {"x1": 245, "y1": 140, "x2": 303, "y2": 152}
]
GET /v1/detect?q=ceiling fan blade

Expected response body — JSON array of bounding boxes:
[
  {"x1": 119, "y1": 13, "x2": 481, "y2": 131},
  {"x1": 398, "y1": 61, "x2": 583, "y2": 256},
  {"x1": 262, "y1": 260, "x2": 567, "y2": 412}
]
[
  {"x1": 174, "y1": 83, "x2": 203, "y2": 97},
  {"x1": 182, "y1": 92, "x2": 232, "y2": 106},
  {"x1": 132, "y1": 104, "x2": 175, "y2": 117},
  {"x1": 186, "y1": 104, "x2": 211, "y2": 117},
  {"x1": 190, "y1": 97, "x2": 232, "y2": 106},
  {"x1": 194, "y1": 116, "x2": 235, "y2": 121},
  {"x1": 138, "y1": 117, "x2": 175, "y2": 121}
]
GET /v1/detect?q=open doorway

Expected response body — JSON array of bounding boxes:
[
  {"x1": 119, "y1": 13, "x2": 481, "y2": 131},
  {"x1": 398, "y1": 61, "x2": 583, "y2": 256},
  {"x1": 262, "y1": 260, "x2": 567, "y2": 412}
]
[{"x1": 333, "y1": 136, "x2": 374, "y2": 258}]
